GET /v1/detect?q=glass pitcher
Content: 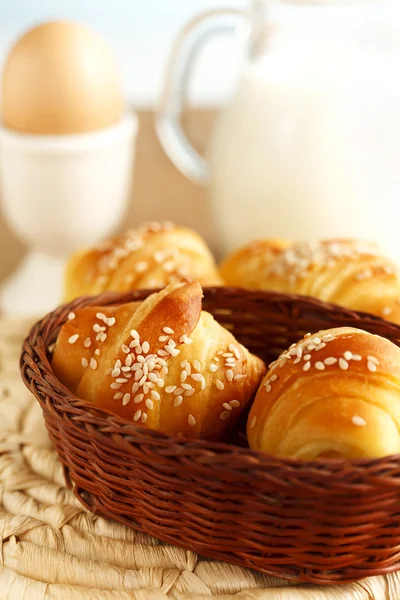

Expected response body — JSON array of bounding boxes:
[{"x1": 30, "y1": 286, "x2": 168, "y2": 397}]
[{"x1": 156, "y1": 0, "x2": 400, "y2": 258}]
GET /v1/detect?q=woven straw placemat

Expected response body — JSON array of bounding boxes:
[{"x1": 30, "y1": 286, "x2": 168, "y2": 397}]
[{"x1": 1, "y1": 317, "x2": 400, "y2": 600}]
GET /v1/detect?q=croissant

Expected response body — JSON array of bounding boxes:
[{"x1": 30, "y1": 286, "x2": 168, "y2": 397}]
[
  {"x1": 64, "y1": 221, "x2": 223, "y2": 301},
  {"x1": 220, "y1": 239, "x2": 400, "y2": 322},
  {"x1": 247, "y1": 326, "x2": 400, "y2": 459},
  {"x1": 52, "y1": 281, "x2": 266, "y2": 440}
]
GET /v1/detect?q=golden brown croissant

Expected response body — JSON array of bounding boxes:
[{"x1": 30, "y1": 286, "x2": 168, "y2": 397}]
[
  {"x1": 53, "y1": 281, "x2": 265, "y2": 440},
  {"x1": 64, "y1": 221, "x2": 223, "y2": 301},
  {"x1": 220, "y1": 239, "x2": 400, "y2": 322},
  {"x1": 247, "y1": 327, "x2": 400, "y2": 459}
]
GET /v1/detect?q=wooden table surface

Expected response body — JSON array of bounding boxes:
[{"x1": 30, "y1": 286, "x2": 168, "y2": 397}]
[{"x1": 0, "y1": 108, "x2": 217, "y2": 285}]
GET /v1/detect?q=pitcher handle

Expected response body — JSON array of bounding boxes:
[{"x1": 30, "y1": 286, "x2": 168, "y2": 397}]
[{"x1": 155, "y1": 9, "x2": 245, "y2": 184}]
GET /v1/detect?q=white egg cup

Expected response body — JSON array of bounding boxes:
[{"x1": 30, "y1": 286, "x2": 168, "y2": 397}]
[{"x1": 0, "y1": 112, "x2": 138, "y2": 316}]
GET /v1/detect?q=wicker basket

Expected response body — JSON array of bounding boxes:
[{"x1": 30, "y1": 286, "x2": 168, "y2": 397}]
[{"x1": 20, "y1": 287, "x2": 400, "y2": 585}]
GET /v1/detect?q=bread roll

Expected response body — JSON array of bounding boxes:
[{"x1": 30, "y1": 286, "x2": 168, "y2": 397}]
[
  {"x1": 65, "y1": 221, "x2": 222, "y2": 301},
  {"x1": 220, "y1": 239, "x2": 400, "y2": 322},
  {"x1": 53, "y1": 281, "x2": 266, "y2": 440},
  {"x1": 247, "y1": 327, "x2": 400, "y2": 459}
]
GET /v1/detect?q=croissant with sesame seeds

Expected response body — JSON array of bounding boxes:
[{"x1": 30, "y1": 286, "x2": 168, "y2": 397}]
[
  {"x1": 64, "y1": 221, "x2": 222, "y2": 301},
  {"x1": 220, "y1": 239, "x2": 400, "y2": 323},
  {"x1": 247, "y1": 326, "x2": 400, "y2": 459},
  {"x1": 52, "y1": 281, "x2": 266, "y2": 440}
]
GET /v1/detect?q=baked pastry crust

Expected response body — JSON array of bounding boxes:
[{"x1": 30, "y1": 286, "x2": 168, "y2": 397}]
[
  {"x1": 65, "y1": 221, "x2": 222, "y2": 301},
  {"x1": 53, "y1": 281, "x2": 266, "y2": 440},
  {"x1": 247, "y1": 326, "x2": 400, "y2": 459},
  {"x1": 220, "y1": 239, "x2": 400, "y2": 322}
]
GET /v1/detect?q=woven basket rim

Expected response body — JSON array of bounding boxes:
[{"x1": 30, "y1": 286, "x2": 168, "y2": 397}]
[{"x1": 20, "y1": 286, "x2": 400, "y2": 475}]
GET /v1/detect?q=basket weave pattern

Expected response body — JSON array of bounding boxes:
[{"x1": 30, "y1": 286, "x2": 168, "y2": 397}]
[{"x1": 20, "y1": 288, "x2": 400, "y2": 585}]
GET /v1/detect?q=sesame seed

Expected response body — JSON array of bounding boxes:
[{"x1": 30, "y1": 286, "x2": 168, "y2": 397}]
[
  {"x1": 188, "y1": 414, "x2": 196, "y2": 426},
  {"x1": 107, "y1": 317, "x2": 116, "y2": 327},
  {"x1": 174, "y1": 387, "x2": 184, "y2": 395},
  {"x1": 174, "y1": 396, "x2": 183, "y2": 407},
  {"x1": 324, "y1": 357, "x2": 337, "y2": 365},
  {"x1": 132, "y1": 382, "x2": 140, "y2": 393},
  {"x1": 223, "y1": 403, "x2": 233, "y2": 411},
  {"x1": 293, "y1": 358, "x2": 301, "y2": 364},
  {"x1": 115, "y1": 360, "x2": 122, "y2": 368},
  {"x1": 142, "y1": 341, "x2": 150, "y2": 354},
  {"x1": 100, "y1": 333, "x2": 107, "y2": 343},
  {"x1": 158, "y1": 349, "x2": 169, "y2": 357},
  {"x1": 133, "y1": 410, "x2": 142, "y2": 422},
  {"x1": 352, "y1": 415, "x2": 367, "y2": 427},
  {"x1": 111, "y1": 382, "x2": 122, "y2": 389},
  {"x1": 344, "y1": 351, "x2": 353, "y2": 361},
  {"x1": 151, "y1": 391, "x2": 161, "y2": 401},
  {"x1": 315, "y1": 362, "x2": 325, "y2": 371},
  {"x1": 305, "y1": 333, "x2": 312, "y2": 338},
  {"x1": 68, "y1": 334, "x2": 79, "y2": 344},
  {"x1": 323, "y1": 334, "x2": 334, "y2": 342},
  {"x1": 314, "y1": 337, "x2": 321, "y2": 345},
  {"x1": 226, "y1": 370, "x2": 234, "y2": 382},
  {"x1": 339, "y1": 358, "x2": 349, "y2": 370},
  {"x1": 297, "y1": 347, "x2": 303, "y2": 358},
  {"x1": 165, "y1": 346, "x2": 180, "y2": 357},
  {"x1": 181, "y1": 383, "x2": 192, "y2": 390},
  {"x1": 137, "y1": 356, "x2": 145, "y2": 364},
  {"x1": 122, "y1": 344, "x2": 130, "y2": 354},
  {"x1": 352, "y1": 354, "x2": 362, "y2": 361},
  {"x1": 234, "y1": 374, "x2": 244, "y2": 380},
  {"x1": 134, "y1": 394, "x2": 144, "y2": 403},
  {"x1": 180, "y1": 371, "x2": 188, "y2": 382},
  {"x1": 125, "y1": 354, "x2": 133, "y2": 367},
  {"x1": 139, "y1": 375, "x2": 147, "y2": 386},
  {"x1": 130, "y1": 339, "x2": 140, "y2": 348},
  {"x1": 222, "y1": 352, "x2": 234, "y2": 358},
  {"x1": 93, "y1": 324, "x2": 102, "y2": 333},
  {"x1": 367, "y1": 361, "x2": 377, "y2": 372},
  {"x1": 270, "y1": 374, "x2": 278, "y2": 382},
  {"x1": 209, "y1": 364, "x2": 218, "y2": 373},
  {"x1": 84, "y1": 337, "x2": 91, "y2": 348},
  {"x1": 90, "y1": 358, "x2": 98, "y2": 370},
  {"x1": 193, "y1": 360, "x2": 201, "y2": 372},
  {"x1": 303, "y1": 361, "x2": 311, "y2": 372},
  {"x1": 146, "y1": 399, "x2": 154, "y2": 409},
  {"x1": 303, "y1": 354, "x2": 311, "y2": 361},
  {"x1": 315, "y1": 343, "x2": 326, "y2": 352},
  {"x1": 367, "y1": 356, "x2": 379, "y2": 365},
  {"x1": 81, "y1": 357, "x2": 88, "y2": 368},
  {"x1": 114, "y1": 393, "x2": 123, "y2": 400},
  {"x1": 230, "y1": 400, "x2": 240, "y2": 408},
  {"x1": 185, "y1": 389, "x2": 195, "y2": 397},
  {"x1": 68, "y1": 312, "x2": 75, "y2": 320},
  {"x1": 200, "y1": 376, "x2": 206, "y2": 390},
  {"x1": 157, "y1": 378, "x2": 165, "y2": 387},
  {"x1": 135, "y1": 261, "x2": 148, "y2": 272},
  {"x1": 216, "y1": 380, "x2": 224, "y2": 390},
  {"x1": 122, "y1": 393, "x2": 131, "y2": 406},
  {"x1": 96, "y1": 312, "x2": 107, "y2": 321},
  {"x1": 136, "y1": 346, "x2": 143, "y2": 355},
  {"x1": 191, "y1": 373, "x2": 203, "y2": 382},
  {"x1": 116, "y1": 377, "x2": 128, "y2": 383},
  {"x1": 141, "y1": 413, "x2": 148, "y2": 423},
  {"x1": 220, "y1": 411, "x2": 230, "y2": 420},
  {"x1": 166, "y1": 385, "x2": 176, "y2": 394},
  {"x1": 131, "y1": 330, "x2": 140, "y2": 339},
  {"x1": 180, "y1": 334, "x2": 193, "y2": 344},
  {"x1": 307, "y1": 344, "x2": 316, "y2": 351},
  {"x1": 265, "y1": 384, "x2": 272, "y2": 392},
  {"x1": 147, "y1": 372, "x2": 158, "y2": 383},
  {"x1": 134, "y1": 369, "x2": 143, "y2": 381},
  {"x1": 163, "y1": 327, "x2": 174, "y2": 334},
  {"x1": 158, "y1": 335, "x2": 169, "y2": 342},
  {"x1": 250, "y1": 416, "x2": 257, "y2": 429}
]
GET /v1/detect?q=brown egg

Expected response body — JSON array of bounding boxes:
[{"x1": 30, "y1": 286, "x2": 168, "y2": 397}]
[{"x1": 1, "y1": 21, "x2": 124, "y2": 134}]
